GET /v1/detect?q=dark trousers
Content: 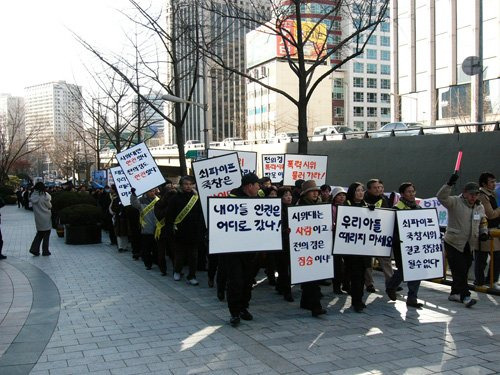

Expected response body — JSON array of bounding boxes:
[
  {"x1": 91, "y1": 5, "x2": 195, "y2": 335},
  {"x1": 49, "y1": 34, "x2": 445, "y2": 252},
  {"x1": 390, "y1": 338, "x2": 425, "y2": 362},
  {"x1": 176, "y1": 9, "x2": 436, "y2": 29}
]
[
  {"x1": 344, "y1": 255, "x2": 367, "y2": 308},
  {"x1": 155, "y1": 237, "x2": 168, "y2": 274},
  {"x1": 300, "y1": 281, "x2": 322, "y2": 310},
  {"x1": 208, "y1": 254, "x2": 227, "y2": 293},
  {"x1": 332, "y1": 255, "x2": 348, "y2": 292},
  {"x1": 386, "y1": 268, "x2": 421, "y2": 301},
  {"x1": 0, "y1": 227, "x2": 3, "y2": 255},
  {"x1": 445, "y1": 242, "x2": 473, "y2": 300},
  {"x1": 30, "y1": 230, "x2": 51, "y2": 254},
  {"x1": 474, "y1": 250, "x2": 500, "y2": 285},
  {"x1": 173, "y1": 240, "x2": 198, "y2": 279},
  {"x1": 141, "y1": 234, "x2": 157, "y2": 269},
  {"x1": 225, "y1": 253, "x2": 254, "y2": 317},
  {"x1": 276, "y1": 250, "x2": 291, "y2": 295}
]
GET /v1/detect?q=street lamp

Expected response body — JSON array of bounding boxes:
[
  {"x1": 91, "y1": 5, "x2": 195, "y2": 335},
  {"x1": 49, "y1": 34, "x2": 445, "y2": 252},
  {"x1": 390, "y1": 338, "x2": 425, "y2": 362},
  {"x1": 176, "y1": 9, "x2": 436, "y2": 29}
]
[{"x1": 161, "y1": 94, "x2": 209, "y2": 153}]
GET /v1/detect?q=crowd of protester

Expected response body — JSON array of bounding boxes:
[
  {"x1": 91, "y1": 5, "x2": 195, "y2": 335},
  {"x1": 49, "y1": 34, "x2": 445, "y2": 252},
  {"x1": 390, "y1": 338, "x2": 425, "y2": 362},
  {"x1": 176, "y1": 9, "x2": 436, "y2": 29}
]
[{"x1": 9, "y1": 171, "x2": 499, "y2": 326}]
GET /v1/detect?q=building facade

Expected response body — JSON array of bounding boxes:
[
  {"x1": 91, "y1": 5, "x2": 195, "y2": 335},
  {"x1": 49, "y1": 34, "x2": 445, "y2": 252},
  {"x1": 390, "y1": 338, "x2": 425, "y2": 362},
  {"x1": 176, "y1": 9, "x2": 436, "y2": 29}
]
[
  {"x1": 391, "y1": 0, "x2": 499, "y2": 125},
  {"x1": 24, "y1": 81, "x2": 83, "y2": 150}
]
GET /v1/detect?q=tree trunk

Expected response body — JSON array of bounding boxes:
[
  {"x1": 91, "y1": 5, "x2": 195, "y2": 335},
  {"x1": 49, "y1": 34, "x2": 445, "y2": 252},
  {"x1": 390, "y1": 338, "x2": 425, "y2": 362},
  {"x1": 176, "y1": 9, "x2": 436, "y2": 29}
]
[{"x1": 175, "y1": 123, "x2": 187, "y2": 176}]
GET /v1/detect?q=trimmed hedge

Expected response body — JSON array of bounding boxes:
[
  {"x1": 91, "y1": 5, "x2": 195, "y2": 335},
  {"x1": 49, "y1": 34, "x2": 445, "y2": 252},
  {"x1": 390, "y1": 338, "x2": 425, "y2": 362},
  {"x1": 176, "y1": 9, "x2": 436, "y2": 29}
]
[
  {"x1": 59, "y1": 204, "x2": 103, "y2": 226},
  {"x1": 51, "y1": 191, "x2": 97, "y2": 214}
]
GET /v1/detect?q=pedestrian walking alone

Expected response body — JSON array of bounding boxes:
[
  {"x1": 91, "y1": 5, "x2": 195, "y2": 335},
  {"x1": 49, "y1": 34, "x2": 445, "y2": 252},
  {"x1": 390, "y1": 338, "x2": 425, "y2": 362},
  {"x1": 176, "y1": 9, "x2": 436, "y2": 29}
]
[{"x1": 29, "y1": 182, "x2": 52, "y2": 256}]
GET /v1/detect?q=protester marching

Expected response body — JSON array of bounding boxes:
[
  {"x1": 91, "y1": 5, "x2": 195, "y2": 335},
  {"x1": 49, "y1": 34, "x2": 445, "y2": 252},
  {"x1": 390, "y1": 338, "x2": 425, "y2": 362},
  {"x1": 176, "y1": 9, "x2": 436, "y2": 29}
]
[{"x1": 18, "y1": 143, "x2": 499, "y2": 328}]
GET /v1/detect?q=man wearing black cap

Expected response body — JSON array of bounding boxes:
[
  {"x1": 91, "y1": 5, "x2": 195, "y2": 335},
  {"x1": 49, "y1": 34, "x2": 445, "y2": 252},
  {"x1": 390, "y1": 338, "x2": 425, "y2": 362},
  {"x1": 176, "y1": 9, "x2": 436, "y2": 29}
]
[
  {"x1": 437, "y1": 174, "x2": 488, "y2": 307},
  {"x1": 225, "y1": 173, "x2": 261, "y2": 326}
]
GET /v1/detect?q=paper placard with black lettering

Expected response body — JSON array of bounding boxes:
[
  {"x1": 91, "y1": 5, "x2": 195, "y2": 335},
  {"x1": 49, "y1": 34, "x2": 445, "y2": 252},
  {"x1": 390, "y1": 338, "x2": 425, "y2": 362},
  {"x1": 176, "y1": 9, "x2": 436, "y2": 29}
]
[
  {"x1": 283, "y1": 154, "x2": 328, "y2": 186},
  {"x1": 333, "y1": 206, "x2": 395, "y2": 257},
  {"x1": 417, "y1": 197, "x2": 448, "y2": 227},
  {"x1": 288, "y1": 204, "x2": 334, "y2": 284},
  {"x1": 193, "y1": 153, "x2": 242, "y2": 224},
  {"x1": 116, "y1": 142, "x2": 165, "y2": 195},
  {"x1": 208, "y1": 197, "x2": 282, "y2": 254},
  {"x1": 396, "y1": 209, "x2": 444, "y2": 281},
  {"x1": 207, "y1": 149, "x2": 257, "y2": 175},
  {"x1": 262, "y1": 154, "x2": 285, "y2": 183},
  {"x1": 109, "y1": 166, "x2": 132, "y2": 206}
]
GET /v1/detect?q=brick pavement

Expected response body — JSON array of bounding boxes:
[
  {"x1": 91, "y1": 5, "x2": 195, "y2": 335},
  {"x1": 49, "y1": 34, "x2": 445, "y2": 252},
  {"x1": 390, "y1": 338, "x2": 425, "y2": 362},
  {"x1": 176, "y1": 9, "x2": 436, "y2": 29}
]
[{"x1": 0, "y1": 204, "x2": 499, "y2": 375}]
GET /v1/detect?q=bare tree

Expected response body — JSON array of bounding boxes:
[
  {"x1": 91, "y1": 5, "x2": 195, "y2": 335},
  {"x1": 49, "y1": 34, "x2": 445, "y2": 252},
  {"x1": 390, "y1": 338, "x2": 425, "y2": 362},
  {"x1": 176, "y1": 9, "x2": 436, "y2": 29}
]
[
  {"x1": 0, "y1": 98, "x2": 46, "y2": 184},
  {"x1": 198, "y1": 0, "x2": 389, "y2": 154},
  {"x1": 72, "y1": 0, "x2": 207, "y2": 176}
]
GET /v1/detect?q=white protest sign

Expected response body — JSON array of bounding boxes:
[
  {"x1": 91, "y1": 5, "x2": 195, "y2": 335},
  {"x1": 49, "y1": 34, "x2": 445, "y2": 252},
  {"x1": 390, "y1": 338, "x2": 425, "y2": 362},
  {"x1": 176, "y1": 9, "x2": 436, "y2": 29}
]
[
  {"x1": 262, "y1": 154, "x2": 285, "y2": 183},
  {"x1": 397, "y1": 209, "x2": 444, "y2": 281},
  {"x1": 116, "y1": 142, "x2": 165, "y2": 195},
  {"x1": 107, "y1": 169, "x2": 114, "y2": 185},
  {"x1": 208, "y1": 149, "x2": 257, "y2": 175},
  {"x1": 208, "y1": 197, "x2": 282, "y2": 254},
  {"x1": 288, "y1": 204, "x2": 334, "y2": 284},
  {"x1": 192, "y1": 153, "x2": 242, "y2": 224},
  {"x1": 418, "y1": 197, "x2": 448, "y2": 227},
  {"x1": 109, "y1": 166, "x2": 132, "y2": 206},
  {"x1": 333, "y1": 206, "x2": 395, "y2": 257},
  {"x1": 283, "y1": 154, "x2": 328, "y2": 186}
]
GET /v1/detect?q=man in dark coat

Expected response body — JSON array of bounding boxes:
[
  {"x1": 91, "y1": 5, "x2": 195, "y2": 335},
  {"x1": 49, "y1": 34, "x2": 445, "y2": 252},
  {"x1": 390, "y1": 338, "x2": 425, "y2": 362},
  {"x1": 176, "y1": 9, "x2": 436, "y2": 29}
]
[
  {"x1": 225, "y1": 173, "x2": 261, "y2": 326},
  {"x1": 165, "y1": 176, "x2": 203, "y2": 285}
]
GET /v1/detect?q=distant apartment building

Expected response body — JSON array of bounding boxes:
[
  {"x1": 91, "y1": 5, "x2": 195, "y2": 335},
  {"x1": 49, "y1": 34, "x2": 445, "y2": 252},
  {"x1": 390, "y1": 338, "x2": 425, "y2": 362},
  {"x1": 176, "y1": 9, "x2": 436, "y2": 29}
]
[
  {"x1": 24, "y1": 81, "x2": 83, "y2": 150},
  {"x1": 391, "y1": 0, "x2": 499, "y2": 125},
  {"x1": 342, "y1": 11, "x2": 392, "y2": 132},
  {"x1": 0, "y1": 93, "x2": 25, "y2": 142}
]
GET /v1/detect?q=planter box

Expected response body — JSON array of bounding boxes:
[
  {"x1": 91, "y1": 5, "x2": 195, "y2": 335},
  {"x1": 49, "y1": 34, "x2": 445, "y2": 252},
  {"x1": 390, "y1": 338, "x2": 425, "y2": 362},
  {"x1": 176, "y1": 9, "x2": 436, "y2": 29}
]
[{"x1": 64, "y1": 224, "x2": 102, "y2": 245}]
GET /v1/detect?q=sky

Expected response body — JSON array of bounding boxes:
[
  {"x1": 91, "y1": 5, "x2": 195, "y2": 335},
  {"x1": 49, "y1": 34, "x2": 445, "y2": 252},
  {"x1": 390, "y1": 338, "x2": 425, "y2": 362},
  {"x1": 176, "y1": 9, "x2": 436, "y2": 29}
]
[{"x1": 0, "y1": 0, "x2": 160, "y2": 96}]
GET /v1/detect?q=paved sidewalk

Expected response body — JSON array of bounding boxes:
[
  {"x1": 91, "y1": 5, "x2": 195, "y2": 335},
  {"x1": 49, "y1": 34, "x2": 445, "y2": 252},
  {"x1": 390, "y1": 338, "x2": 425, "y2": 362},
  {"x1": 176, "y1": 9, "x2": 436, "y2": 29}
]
[{"x1": 0, "y1": 204, "x2": 499, "y2": 375}]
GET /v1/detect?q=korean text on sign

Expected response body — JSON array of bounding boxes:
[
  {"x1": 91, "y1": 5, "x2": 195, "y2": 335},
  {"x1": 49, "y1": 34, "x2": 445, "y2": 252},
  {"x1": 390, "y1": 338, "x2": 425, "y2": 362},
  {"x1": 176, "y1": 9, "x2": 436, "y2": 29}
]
[
  {"x1": 208, "y1": 197, "x2": 282, "y2": 254},
  {"x1": 115, "y1": 142, "x2": 165, "y2": 196},
  {"x1": 333, "y1": 205, "x2": 395, "y2": 257},
  {"x1": 193, "y1": 153, "x2": 242, "y2": 225},
  {"x1": 288, "y1": 204, "x2": 334, "y2": 284},
  {"x1": 397, "y1": 209, "x2": 444, "y2": 282},
  {"x1": 262, "y1": 154, "x2": 285, "y2": 183},
  {"x1": 207, "y1": 149, "x2": 257, "y2": 175},
  {"x1": 109, "y1": 166, "x2": 132, "y2": 206},
  {"x1": 282, "y1": 154, "x2": 328, "y2": 186}
]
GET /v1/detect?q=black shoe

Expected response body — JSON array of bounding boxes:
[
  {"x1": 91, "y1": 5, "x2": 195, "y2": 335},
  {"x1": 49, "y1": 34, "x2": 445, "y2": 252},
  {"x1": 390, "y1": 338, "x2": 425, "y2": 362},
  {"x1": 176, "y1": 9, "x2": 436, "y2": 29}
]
[
  {"x1": 118, "y1": 248, "x2": 125, "y2": 253},
  {"x1": 386, "y1": 288, "x2": 397, "y2": 301},
  {"x1": 268, "y1": 276, "x2": 276, "y2": 286},
  {"x1": 300, "y1": 301, "x2": 312, "y2": 310},
  {"x1": 230, "y1": 316, "x2": 240, "y2": 326},
  {"x1": 0, "y1": 254, "x2": 6, "y2": 260},
  {"x1": 217, "y1": 291, "x2": 225, "y2": 301},
  {"x1": 406, "y1": 300, "x2": 423, "y2": 309},
  {"x1": 240, "y1": 309, "x2": 253, "y2": 321},
  {"x1": 29, "y1": 249, "x2": 40, "y2": 256},
  {"x1": 319, "y1": 280, "x2": 331, "y2": 286},
  {"x1": 366, "y1": 285, "x2": 376, "y2": 293},
  {"x1": 208, "y1": 278, "x2": 214, "y2": 288},
  {"x1": 161, "y1": 272, "x2": 167, "y2": 276},
  {"x1": 283, "y1": 293, "x2": 294, "y2": 302},
  {"x1": 396, "y1": 286, "x2": 403, "y2": 291},
  {"x1": 42, "y1": 251, "x2": 51, "y2": 256},
  {"x1": 311, "y1": 308, "x2": 327, "y2": 317},
  {"x1": 333, "y1": 288, "x2": 344, "y2": 295},
  {"x1": 146, "y1": 266, "x2": 152, "y2": 270},
  {"x1": 133, "y1": 255, "x2": 140, "y2": 260},
  {"x1": 353, "y1": 305, "x2": 364, "y2": 313}
]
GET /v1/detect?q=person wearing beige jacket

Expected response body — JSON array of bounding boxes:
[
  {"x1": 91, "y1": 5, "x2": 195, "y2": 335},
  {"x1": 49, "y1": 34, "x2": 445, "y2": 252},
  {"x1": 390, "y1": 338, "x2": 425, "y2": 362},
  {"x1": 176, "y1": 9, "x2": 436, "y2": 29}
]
[
  {"x1": 476, "y1": 172, "x2": 500, "y2": 286},
  {"x1": 437, "y1": 174, "x2": 488, "y2": 307}
]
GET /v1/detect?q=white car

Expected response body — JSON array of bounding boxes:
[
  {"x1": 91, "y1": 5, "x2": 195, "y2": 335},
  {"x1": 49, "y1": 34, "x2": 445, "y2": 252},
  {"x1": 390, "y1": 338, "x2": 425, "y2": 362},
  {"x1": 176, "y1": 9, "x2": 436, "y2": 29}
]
[
  {"x1": 222, "y1": 137, "x2": 244, "y2": 147},
  {"x1": 371, "y1": 122, "x2": 423, "y2": 138},
  {"x1": 269, "y1": 132, "x2": 299, "y2": 143},
  {"x1": 312, "y1": 125, "x2": 353, "y2": 141}
]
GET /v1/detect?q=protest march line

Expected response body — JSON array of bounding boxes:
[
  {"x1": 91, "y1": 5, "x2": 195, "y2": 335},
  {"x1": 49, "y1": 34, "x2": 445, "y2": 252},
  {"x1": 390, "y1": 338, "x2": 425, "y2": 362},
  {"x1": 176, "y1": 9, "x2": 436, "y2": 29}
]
[{"x1": 208, "y1": 197, "x2": 282, "y2": 254}]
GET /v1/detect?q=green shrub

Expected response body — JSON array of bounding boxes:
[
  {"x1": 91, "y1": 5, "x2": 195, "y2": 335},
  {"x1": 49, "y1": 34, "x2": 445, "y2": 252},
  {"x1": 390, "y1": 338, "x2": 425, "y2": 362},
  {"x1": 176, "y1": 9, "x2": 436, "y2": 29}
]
[
  {"x1": 59, "y1": 204, "x2": 103, "y2": 226},
  {"x1": 4, "y1": 195, "x2": 17, "y2": 205},
  {"x1": 0, "y1": 185, "x2": 15, "y2": 198},
  {"x1": 51, "y1": 191, "x2": 97, "y2": 214}
]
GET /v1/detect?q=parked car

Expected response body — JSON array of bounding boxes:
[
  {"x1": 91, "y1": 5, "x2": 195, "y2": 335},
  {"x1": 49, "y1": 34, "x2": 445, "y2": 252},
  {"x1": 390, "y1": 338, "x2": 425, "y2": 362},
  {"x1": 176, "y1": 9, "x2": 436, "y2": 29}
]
[
  {"x1": 312, "y1": 125, "x2": 354, "y2": 141},
  {"x1": 370, "y1": 122, "x2": 424, "y2": 138},
  {"x1": 269, "y1": 132, "x2": 299, "y2": 143}
]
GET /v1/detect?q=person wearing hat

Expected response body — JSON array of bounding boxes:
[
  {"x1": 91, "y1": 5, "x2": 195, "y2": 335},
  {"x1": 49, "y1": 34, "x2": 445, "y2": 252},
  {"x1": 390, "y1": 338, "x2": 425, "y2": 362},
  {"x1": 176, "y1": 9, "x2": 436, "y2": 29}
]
[
  {"x1": 297, "y1": 180, "x2": 327, "y2": 317},
  {"x1": 226, "y1": 173, "x2": 261, "y2": 326},
  {"x1": 331, "y1": 186, "x2": 348, "y2": 294},
  {"x1": 437, "y1": 174, "x2": 488, "y2": 307},
  {"x1": 476, "y1": 172, "x2": 500, "y2": 286}
]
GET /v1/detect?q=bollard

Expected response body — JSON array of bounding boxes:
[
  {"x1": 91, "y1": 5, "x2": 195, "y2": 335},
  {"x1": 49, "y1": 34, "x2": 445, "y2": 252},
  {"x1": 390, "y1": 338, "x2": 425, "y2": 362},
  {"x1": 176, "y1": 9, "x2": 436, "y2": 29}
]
[{"x1": 454, "y1": 124, "x2": 460, "y2": 133}]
